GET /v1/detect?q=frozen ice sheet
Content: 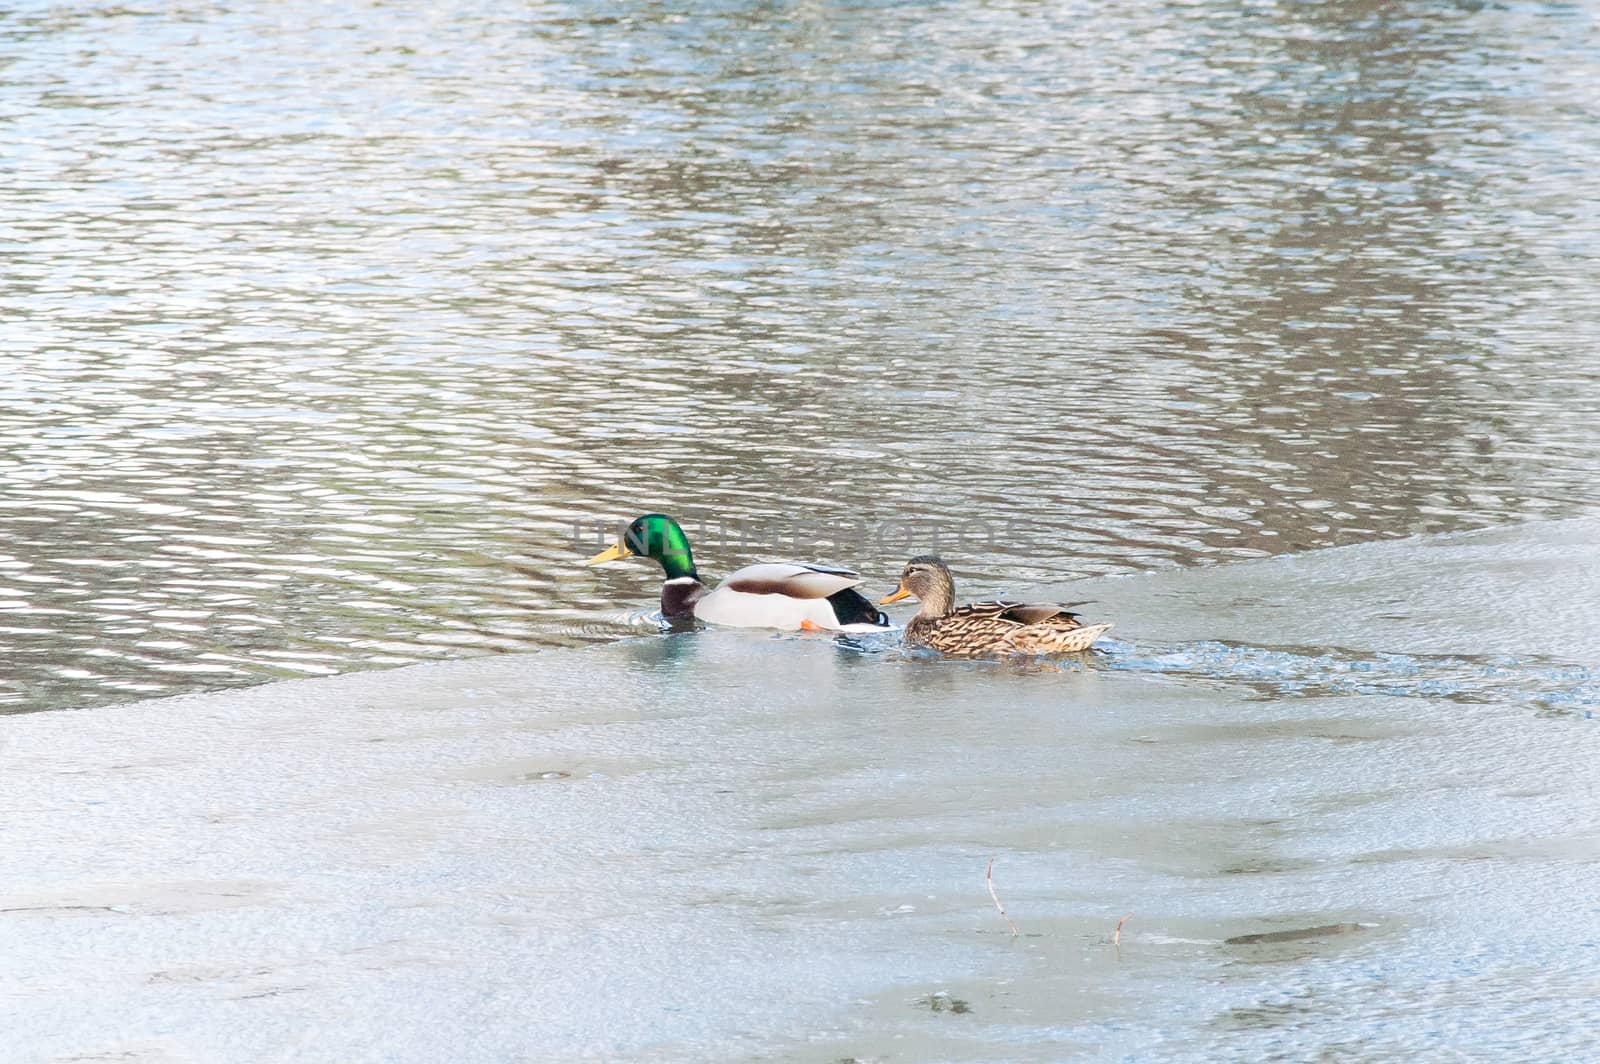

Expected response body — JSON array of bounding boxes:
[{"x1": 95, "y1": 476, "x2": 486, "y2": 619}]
[{"x1": 4, "y1": 519, "x2": 1599, "y2": 1061}]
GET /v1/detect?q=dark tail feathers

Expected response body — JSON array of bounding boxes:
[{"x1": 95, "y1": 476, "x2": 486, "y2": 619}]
[{"x1": 826, "y1": 587, "x2": 890, "y2": 628}]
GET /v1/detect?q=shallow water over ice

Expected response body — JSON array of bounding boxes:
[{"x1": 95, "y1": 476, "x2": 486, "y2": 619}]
[{"x1": 3, "y1": 518, "x2": 1597, "y2": 1061}]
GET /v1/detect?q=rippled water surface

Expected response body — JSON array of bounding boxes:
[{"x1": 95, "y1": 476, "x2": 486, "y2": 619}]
[{"x1": 4, "y1": 0, "x2": 1600, "y2": 710}]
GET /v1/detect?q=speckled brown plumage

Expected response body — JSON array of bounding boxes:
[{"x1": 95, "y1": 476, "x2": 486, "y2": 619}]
[{"x1": 882, "y1": 555, "x2": 1113, "y2": 657}]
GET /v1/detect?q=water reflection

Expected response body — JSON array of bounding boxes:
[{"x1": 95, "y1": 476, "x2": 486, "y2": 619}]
[{"x1": 2, "y1": 0, "x2": 1597, "y2": 711}]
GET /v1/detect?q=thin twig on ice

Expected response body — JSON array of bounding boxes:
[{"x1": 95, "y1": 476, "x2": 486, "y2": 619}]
[{"x1": 985, "y1": 857, "x2": 1019, "y2": 938}]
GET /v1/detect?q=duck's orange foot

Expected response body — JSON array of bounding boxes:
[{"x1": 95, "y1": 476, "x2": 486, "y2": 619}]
[{"x1": 799, "y1": 619, "x2": 826, "y2": 632}]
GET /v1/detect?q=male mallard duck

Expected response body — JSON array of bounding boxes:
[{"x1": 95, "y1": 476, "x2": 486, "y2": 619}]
[
  {"x1": 587, "y1": 514, "x2": 890, "y2": 632},
  {"x1": 879, "y1": 555, "x2": 1112, "y2": 655}
]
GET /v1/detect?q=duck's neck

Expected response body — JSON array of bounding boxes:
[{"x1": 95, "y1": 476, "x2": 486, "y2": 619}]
[
  {"x1": 917, "y1": 580, "x2": 956, "y2": 619},
  {"x1": 656, "y1": 553, "x2": 699, "y2": 582},
  {"x1": 661, "y1": 576, "x2": 707, "y2": 620}
]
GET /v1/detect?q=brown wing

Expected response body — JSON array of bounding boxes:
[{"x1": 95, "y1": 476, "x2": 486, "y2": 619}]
[
  {"x1": 956, "y1": 601, "x2": 1090, "y2": 626},
  {"x1": 910, "y1": 600, "x2": 1109, "y2": 656}
]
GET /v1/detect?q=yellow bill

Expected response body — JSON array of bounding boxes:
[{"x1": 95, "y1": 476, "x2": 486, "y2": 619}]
[
  {"x1": 878, "y1": 586, "x2": 912, "y2": 605},
  {"x1": 587, "y1": 540, "x2": 634, "y2": 565}
]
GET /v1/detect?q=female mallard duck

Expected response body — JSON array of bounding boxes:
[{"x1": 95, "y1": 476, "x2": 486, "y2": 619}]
[
  {"x1": 587, "y1": 514, "x2": 890, "y2": 632},
  {"x1": 879, "y1": 555, "x2": 1112, "y2": 655}
]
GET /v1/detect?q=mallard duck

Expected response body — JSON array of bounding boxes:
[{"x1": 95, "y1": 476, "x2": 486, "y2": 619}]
[
  {"x1": 587, "y1": 513, "x2": 890, "y2": 632},
  {"x1": 878, "y1": 554, "x2": 1112, "y2": 656}
]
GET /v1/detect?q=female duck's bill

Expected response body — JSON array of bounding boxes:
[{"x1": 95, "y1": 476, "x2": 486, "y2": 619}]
[{"x1": 587, "y1": 514, "x2": 890, "y2": 632}]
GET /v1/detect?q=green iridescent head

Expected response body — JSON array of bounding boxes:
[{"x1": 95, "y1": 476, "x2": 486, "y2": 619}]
[{"x1": 586, "y1": 513, "x2": 700, "y2": 581}]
